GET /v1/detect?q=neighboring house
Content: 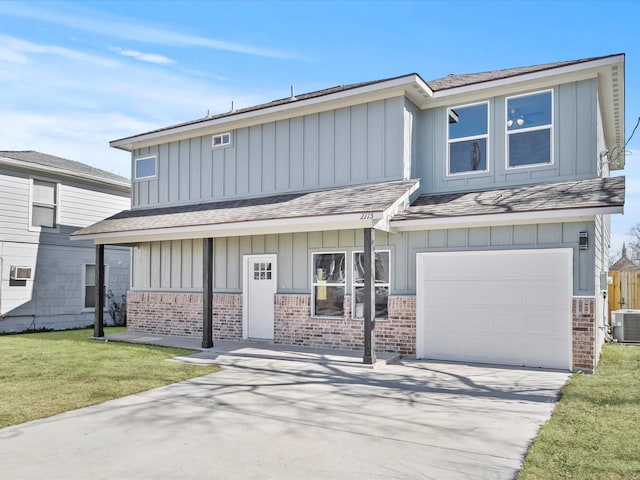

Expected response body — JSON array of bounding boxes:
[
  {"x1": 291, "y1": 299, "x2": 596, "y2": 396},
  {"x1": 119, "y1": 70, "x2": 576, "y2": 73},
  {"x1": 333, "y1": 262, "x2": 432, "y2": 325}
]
[
  {"x1": 73, "y1": 54, "x2": 626, "y2": 372},
  {"x1": 0, "y1": 151, "x2": 131, "y2": 333}
]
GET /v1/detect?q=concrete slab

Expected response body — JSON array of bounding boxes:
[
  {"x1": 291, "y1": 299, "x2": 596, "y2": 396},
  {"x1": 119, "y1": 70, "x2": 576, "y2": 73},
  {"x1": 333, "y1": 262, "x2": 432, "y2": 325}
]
[{"x1": 0, "y1": 346, "x2": 569, "y2": 480}]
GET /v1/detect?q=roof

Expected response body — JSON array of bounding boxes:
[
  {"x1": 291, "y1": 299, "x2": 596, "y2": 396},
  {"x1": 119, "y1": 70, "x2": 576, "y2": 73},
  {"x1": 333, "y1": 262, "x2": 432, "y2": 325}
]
[
  {"x1": 393, "y1": 176, "x2": 625, "y2": 222},
  {"x1": 610, "y1": 245, "x2": 640, "y2": 271},
  {"x1": 0, "y1": 151, "x2": 130, "y2": 189},
  {"x1": 111, "y1": 53, "x2": 623, "y2": 153},
  {"x1": 71, "y1": 179, "x2": 419, "y2": 244}
]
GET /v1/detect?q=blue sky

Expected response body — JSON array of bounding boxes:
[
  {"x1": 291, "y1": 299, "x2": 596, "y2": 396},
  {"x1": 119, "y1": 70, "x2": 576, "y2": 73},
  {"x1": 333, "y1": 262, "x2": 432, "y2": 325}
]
[{"x1": 0, "y1": 0, "x2": 638, "y2": 251}]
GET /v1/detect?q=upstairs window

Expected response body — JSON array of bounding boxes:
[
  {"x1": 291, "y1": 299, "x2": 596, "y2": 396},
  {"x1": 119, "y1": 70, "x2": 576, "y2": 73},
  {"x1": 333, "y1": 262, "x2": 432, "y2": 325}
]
[
  {"x1": 447, "y1": 102, "x2": 489, "y2": 175},
  {"x1": 506, "y1": 90, "x2": 553, "y2": 168},
  {"x1": 212, "y1": 132, "x2": 231, "y2": 148},
  {"x1": 134, "y1": 155, "x2": 156, "y2": 180},
  {"x1": 31, "y1": 179, "x2": 58, "y2": 229}
]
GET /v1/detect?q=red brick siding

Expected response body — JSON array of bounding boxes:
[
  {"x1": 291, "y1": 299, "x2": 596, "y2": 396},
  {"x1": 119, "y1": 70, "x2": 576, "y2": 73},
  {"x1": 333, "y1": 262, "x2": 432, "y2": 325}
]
[{"x1": 572, "y1": 297, "x2": 596, "y2": 372}]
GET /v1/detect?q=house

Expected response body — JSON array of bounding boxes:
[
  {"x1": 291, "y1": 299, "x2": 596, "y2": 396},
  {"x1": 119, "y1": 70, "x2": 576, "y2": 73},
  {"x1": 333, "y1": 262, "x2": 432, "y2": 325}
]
[
  {"x1": 73, "y1": 54, "x2": 626, "y2": 372},
  {"x1": 0, "y1": 151, "x2": 131, "y2": 333}
]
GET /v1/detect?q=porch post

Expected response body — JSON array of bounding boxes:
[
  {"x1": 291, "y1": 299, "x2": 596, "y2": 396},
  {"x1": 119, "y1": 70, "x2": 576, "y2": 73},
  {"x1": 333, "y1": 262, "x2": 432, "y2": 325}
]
[
  {"x1": 363, "y1": 228, "x2": 376, "y2": 364},
  {"x1": 94, "y1": 244, "x2": 105, "y2": 338},
  {"x1": 202, "y1": 237, "x2": 214, "y2": 348}
]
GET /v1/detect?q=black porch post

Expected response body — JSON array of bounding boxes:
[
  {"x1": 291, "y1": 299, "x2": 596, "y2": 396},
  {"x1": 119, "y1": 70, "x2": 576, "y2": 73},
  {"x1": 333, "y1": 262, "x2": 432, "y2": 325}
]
[
  {"x1": 94, "y1": 244, "x2": 105, "y2": 338},
  {"x1": 363, "y1": 228, "x2": 376, "y2": 364},
  {"x1": 202, "y1": 237, "x2": 214, "y2": 348}
]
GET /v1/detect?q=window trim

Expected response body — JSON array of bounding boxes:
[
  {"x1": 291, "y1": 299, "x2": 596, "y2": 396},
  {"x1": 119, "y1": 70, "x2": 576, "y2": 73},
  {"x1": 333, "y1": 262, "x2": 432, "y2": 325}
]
[
  {"x1": 446, "y1": 101, "x2": 490, "y2": 176},
  {"x1": 28, "y1": 176, "x2": 60, "y2": 233},
  {"x1": 82, "y1": 263, "x2": 109, "y2": 312},
  {"x1": 351, "y1": 250, "x2": 391, "y2": 320},
  {"x1": 212, "y1": 132, "x2": 232, "y2": 148},
  {"x1": 310, "y1": 251, "x2": 347, "y2": 319},
  {"x1": 505, "y1": 89, "x2": 554, "y2": 170},
  {"x1": 133, "y1": 155, "x2": 157, "y2": 180}
]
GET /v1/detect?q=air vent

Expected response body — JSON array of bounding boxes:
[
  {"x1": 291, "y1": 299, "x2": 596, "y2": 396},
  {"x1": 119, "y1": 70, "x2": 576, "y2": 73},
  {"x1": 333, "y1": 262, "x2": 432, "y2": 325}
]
[
  {"x1": 612, "y1": 310, "x2": 640, "y2": 342},
  {"x1": 10, "y1": 266, "x2": 32, "y2": 281}
]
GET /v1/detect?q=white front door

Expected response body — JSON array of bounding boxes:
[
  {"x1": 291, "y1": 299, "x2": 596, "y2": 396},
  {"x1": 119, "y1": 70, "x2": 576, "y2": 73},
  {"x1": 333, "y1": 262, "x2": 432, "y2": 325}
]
[
  {"x1": 416, "y1": 249, "x2": 573, "y2": 370},
  {"x1": 244, "y1": 255, "x2": 276, "y2": 340}
]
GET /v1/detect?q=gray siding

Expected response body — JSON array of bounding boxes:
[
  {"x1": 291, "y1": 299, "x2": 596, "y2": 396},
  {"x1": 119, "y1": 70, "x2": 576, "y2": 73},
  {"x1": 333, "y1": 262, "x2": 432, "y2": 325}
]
[
  {"x1": 132, "y1": 97, "x2": 407, "y2": 208},
  {"x1": 132, "y1": 222, "x2": 595, "y2": 297},
  {"x1": 416, "y1": 79, "x2": 599, "y2": 194}
]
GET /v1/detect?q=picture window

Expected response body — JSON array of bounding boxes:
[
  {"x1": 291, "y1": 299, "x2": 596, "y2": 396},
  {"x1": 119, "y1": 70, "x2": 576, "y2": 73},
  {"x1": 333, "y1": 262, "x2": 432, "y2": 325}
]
[{"x1": 134, "y1": 155, "x2": 157, "y2": 179}]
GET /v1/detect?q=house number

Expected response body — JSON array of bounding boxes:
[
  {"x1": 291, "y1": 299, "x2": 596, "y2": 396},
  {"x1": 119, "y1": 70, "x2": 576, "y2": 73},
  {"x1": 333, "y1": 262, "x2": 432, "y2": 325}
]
[{"x1": 360, "y1": 212, "x2": 374, "y2": 220}]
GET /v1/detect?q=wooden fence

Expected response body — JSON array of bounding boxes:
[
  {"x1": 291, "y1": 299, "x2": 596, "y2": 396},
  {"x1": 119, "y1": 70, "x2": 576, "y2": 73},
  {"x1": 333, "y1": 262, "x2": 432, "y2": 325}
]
[{"x1": 608, "y1": 271, "x2": 640, "y2": 316}]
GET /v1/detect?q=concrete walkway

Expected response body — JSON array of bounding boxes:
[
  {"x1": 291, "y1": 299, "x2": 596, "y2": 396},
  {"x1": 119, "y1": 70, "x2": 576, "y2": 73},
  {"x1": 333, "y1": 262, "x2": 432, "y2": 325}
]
[{"x1": 0, "y1": 334, "x2": 570, "y2": 480}]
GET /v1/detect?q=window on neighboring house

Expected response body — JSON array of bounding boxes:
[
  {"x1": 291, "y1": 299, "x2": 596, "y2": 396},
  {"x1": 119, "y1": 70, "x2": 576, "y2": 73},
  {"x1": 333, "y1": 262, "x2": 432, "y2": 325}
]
[
  {"x1": 352, "y1": 251, "x2": 390, "y2": 319},
  {"x1": 212, "y1": 132, "x2": 231, "y2": 148},
  {"x1": 31, "y1": 179, "x2": 58, "y2": 228},
  {"x1": 84, "y1": 264, "x2": 107, "y2": 309},
  {"x1": 134, "y1": 155, "x2": 157, "y2": 180},
  {"x1": 311, "y1": 252, "x2": 346, "y2": 317},
  {"x1": 447, "y1": 102, "x2": 489, "y2": 175},
  {"x1": 506, "y1": 90, "x2": 553, "y2": 168}
]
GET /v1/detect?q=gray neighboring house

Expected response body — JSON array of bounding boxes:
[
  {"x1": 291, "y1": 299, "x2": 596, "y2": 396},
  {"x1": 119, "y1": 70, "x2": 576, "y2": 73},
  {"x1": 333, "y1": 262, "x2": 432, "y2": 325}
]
[
  {"x1": 74, "y1": 54, "x2": 626, "y2": 372},
  {"x1": 0, "y1": 151, "x2": 131, "y2": 333}
]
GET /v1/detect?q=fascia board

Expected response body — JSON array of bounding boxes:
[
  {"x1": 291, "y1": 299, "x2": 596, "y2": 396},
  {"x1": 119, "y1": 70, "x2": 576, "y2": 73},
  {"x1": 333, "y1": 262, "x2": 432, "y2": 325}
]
[
  {"x1": 111, "y1": 75, "x2": 431, "y2": 152},
  {"x1": 390, "y1": 206, "x2": 624, "y2": 232},
  {"x1": 0, "y1": 157, "x2": 131, "y2": 191},
  {"x1": 375, "y1": 180, "x2": 421, "y2": 231},
  {"x1": 71, "y1": 212, "x2": 387, "y2": 245},
  {"x1": 428, "y1": 55, "x2": 624, "y2": 108}
]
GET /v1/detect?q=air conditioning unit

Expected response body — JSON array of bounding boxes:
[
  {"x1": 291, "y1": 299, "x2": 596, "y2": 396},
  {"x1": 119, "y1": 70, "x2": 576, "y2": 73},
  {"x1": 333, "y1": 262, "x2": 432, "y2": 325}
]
[
  {"x1": 10, "y1": 266, "x2": 32, "y2": 281},
  {"x1": 612, "y1": 310, "x2": 640, "y2": 343}
]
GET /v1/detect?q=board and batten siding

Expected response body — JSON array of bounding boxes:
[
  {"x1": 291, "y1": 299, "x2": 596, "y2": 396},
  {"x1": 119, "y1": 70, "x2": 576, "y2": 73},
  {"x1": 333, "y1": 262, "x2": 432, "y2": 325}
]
[
  {"x1": 132, "y1": 97, "x2": 407, "y2": 208},
  {"x1": 131, "y1": 221, "x2": 596, "y2": 297},
  {"x1": 416, "y1": 79, "x2": 599, "y2": 195}
]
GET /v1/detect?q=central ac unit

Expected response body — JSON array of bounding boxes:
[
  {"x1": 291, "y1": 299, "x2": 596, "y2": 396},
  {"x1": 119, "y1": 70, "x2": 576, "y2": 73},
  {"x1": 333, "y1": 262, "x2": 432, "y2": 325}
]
[{"x1": 612, "y1": 310, "x2": 640, "y2": 343}]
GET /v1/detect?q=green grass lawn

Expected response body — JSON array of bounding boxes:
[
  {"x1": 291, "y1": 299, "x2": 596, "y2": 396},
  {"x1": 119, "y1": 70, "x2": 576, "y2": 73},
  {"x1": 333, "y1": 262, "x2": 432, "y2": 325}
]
[
  {"x1": 519, "y1": 344, "x2": 640, "y2": 479},
  {"x1": 0, "y1": 327, "x2": 220, "y2": 429}
]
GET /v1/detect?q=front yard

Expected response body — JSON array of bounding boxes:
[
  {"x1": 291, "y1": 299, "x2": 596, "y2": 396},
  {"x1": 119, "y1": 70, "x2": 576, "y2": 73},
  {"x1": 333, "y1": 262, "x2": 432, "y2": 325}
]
[
  {"x1": 519, "y1": 344, "x2": 640, "y2": 479},
  {"x1": 0, "y1": 327, "x2": 220, "y2": 429}
]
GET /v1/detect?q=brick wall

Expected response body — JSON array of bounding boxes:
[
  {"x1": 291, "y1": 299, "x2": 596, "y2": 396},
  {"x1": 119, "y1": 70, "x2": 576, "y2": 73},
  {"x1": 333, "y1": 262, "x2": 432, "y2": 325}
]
[
  {"x1": 572, "y1": 297, "x2": 596, "y2": 372},
  {"x1": 127, "y1": 291, "x2": 242, "y2": 340},
  {"x1": 274, "y1": 294, "x2": 416, "y2": 354}
]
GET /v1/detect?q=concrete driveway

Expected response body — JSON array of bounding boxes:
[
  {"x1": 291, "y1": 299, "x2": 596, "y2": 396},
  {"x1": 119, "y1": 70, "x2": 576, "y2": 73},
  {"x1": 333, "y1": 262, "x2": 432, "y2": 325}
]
[{"x1": 0, "y1": 344, "x2": 569, "y2": 480}]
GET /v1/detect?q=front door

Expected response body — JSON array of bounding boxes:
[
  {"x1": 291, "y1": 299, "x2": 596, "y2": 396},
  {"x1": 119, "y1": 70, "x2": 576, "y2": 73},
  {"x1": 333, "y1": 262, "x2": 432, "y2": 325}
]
[{"x1": 245, "y1": 255, "x2": 276, "y2": 340}]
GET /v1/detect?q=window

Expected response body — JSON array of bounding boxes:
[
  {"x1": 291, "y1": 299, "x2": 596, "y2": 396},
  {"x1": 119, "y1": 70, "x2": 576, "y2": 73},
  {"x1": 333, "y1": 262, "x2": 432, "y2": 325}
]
[
  {"x1": 506, "y1": 90, "x2": 553, "y2": 168},
  {"x1": 311, "y1": 252, "x2": 346, "y2": 317},
  {"x1": 84, "y1": 264, "x2": 107, "y2": 309},
  {"x1": 447, "y1": 102, "x2": 489, "y2": 175},
  {"x1": 352, "y1": 251, "x2": 390, "y2": 319},
  {"x1": 31, "y1": 179, "x2": 58, "y2": 228},
  {"x1": 253, "y1": 262, "x2": 272, "y2": 280},
  {"x1": 212, "y1": 132, "x2": 231, "y2": 148},
  {"x1": 134, "y1": 155, "x2": 156, "y2": 179}
]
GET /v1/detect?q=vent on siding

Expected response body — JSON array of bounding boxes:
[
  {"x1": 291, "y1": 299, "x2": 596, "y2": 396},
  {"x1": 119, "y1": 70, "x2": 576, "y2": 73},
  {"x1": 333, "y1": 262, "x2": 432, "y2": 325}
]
[
  {"x1": 10, "y1": 266, "x2": 32, "y2": 280},
  {"x1": 612, "y1": 310, "x2": 640, "y2": 342}
]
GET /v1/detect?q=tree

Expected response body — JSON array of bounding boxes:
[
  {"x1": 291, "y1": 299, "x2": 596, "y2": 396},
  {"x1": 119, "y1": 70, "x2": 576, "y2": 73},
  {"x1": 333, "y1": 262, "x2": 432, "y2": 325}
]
[{"x1": 629, "y1": 224, "x2": 640, "y2": 264}]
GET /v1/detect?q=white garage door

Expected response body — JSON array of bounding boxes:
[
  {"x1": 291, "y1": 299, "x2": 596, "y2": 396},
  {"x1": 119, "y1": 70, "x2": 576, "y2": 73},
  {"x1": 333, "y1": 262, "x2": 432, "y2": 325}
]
[{"x1": 416, "y1": 249, "x2": 572, "y2": 370}]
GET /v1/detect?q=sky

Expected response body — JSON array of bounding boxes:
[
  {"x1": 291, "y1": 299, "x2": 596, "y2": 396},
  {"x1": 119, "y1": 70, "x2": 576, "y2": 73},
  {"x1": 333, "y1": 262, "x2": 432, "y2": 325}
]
[{"x1": 0, "y1": 0, "x2": 638, "y2": 252}]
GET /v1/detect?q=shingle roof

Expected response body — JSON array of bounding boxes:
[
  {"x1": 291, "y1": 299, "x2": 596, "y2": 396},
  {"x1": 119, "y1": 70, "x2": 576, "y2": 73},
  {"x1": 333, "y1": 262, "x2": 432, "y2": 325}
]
[
  {"x1": 393, "y1": 176, "x2": 625, "y2": 221},
  {"x1": 610, "y1": 245, "x2": 640, "y2": 271},
  {"x1": 112, "y1": 54, "x2": 621, "y2": 145},
  {"x1": 71, "y1": 179, "x2": 418, "y2": 238},
  {"x1": 0, "y1": 151, "x2": 129, "y2": 186}
]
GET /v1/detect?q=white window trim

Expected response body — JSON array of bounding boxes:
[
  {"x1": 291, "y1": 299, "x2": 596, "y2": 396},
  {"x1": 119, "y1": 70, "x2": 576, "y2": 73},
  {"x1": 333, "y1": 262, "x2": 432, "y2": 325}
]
[
  {"x1": 212, "y1": 132, "x2": 232, "y2": 148},
  {"x1": 134, "y1": 155, "x2": 157, "y2": 180},
  {"x1": 310, "y1": 251, "x2": 347, "y2": 319},
  {"x1": 28, "y1": 176, "x2": 61, "y2": 233},
  {"x1": 446, "y1": 101, "x2": 490, "y2": 177},
  {"x1": 351, "y1": 250, "x2": 391, "y2": 320},
  {"x1": 505, "y1": 89, "x2": 554, "y2": 170},
  {"x1": 82, "y1": 263, "x2": 109, "y2": 312}
]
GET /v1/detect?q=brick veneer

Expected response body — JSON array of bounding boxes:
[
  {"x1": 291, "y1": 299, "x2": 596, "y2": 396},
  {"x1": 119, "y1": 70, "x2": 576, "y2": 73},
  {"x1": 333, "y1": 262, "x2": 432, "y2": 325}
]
[
  {"x1": 127, "y1": 291, "x2": 242, "y2": 340},
  {"x1": 572, "y1": 297, "x2": 596, "y2": 372},
  {"x1": 274, "y1": 294, "x2": 416, "y2": 354}
]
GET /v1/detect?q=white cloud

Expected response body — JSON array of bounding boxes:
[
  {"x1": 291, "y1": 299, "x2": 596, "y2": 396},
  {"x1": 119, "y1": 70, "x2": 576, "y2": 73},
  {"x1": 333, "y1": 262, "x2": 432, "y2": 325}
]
[
  {"x1": 0, "y1": 2, "x2": 298, "y2": 60},
  {"x1": 110, "y1": 47, "x2": 175, "y2": 65}
]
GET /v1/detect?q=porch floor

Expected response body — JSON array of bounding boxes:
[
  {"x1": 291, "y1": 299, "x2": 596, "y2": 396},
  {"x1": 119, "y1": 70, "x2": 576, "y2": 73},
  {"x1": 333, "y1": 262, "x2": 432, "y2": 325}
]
[{"x1": 101, "y1": 331, "x2": 400, "y2": 368}]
